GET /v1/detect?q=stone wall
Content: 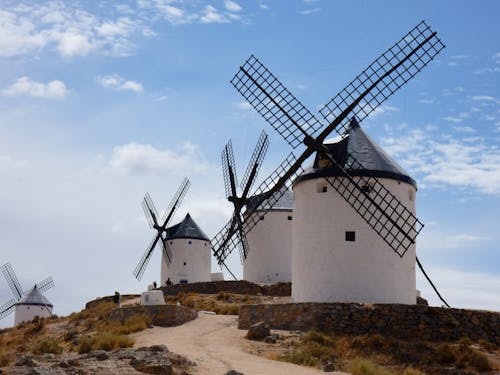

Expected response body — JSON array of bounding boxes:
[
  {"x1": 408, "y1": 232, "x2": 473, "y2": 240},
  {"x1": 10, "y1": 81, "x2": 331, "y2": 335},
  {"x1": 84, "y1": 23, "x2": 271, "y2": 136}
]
[
  {"x1": 159, "y1": 280, "x2": 291, "y2": 297},
  {"x1": 85, "y1": 295, "x2": 139, "y2": 310},
  {"x1": 239, "y1": 303, "x2": 500, "y2": 344},
  {"x1": 109, "y1": 305, "x2": 197, "y2": 327}
]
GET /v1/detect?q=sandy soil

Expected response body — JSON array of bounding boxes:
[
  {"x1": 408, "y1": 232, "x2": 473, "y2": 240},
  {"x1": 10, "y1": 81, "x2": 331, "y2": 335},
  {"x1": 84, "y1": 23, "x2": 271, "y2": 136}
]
[{"x1": 133, "y1": 313, "x2": 348, "y2": 375}]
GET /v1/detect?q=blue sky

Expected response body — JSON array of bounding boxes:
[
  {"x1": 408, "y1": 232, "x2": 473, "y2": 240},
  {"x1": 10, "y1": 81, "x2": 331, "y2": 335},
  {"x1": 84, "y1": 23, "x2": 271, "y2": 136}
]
[{"x1": 0, "y1": 0, "x2": 499, "y2": 327}]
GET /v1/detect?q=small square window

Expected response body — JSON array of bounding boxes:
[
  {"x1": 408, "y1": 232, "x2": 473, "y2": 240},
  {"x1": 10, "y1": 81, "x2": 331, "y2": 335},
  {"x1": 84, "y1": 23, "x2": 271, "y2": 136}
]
[
  {"x1": 345, "y1": 231, "x2": 356, "y2": 242},
  {"x1": 362, "y1": 184, "x2": 371, "y2": 193},
  {"x1": 409, "y1": 190, "x2": 415, "y2": 202},
  {"x1": 183, "y1": 262, "x2": 187, "y2": 266},
  {"x1": 287, "y1": 216, "x2": 292, "y2": 221},
  {"x1": 188, "y1": 240, "x2": 192, "y2": 244},
  {"x1": 260, "y1": 216, "x2": 265, "y2": 221},
  {"x1": 316, "y1": 182, "x2": 327, "y2": 193}
]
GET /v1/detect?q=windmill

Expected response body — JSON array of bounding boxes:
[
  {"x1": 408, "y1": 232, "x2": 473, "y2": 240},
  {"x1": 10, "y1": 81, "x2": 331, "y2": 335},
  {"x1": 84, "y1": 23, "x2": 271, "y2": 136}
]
[
  {"x1": 0, "y1": 262, "x2": 54, "y2": 325},
  {"x1": 211, "y1": 131, "x2": 270, "y2": 271},
  {"x1": 133, "y1": 177, "x2": 190, "y2": 282},
  {"x1": 230, "y1": 21, "x2": 448, "y2": 304}
]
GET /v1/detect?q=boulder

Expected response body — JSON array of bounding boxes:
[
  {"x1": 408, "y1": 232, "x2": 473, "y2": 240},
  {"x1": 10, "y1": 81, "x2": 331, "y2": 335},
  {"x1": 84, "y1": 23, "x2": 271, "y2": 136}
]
[
  {"x1": 246, "y1": 322, "x2": 270, "y2": 341},
  {"x1": 129, "y1": 353, "x2": 172, "y2": 375}
]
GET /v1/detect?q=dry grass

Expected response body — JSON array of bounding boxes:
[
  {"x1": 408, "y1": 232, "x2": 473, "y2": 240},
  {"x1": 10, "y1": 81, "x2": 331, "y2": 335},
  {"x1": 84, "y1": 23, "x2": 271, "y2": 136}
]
[
  {"x1": 272, "y1": 329, "x2": 496, "y2": 375},
  {"x1": 31, "y1": 337, "x2": 63, "y2": 355},
  {"x1": 78, "y1": 333, "x2": 134, "y2": 353},
  {"x1": 165, "y1": 291, "x2": 260, "y2": 315}
]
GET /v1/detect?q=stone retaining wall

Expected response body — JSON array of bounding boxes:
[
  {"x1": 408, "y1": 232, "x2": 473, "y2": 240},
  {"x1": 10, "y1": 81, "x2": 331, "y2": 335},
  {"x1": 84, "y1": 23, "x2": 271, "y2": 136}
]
[
  {"x1": 109, "y1": 305, "x2": 197, "y2": 327},
  {"x1": 85, "y1": 295, "x2": 139, "y2": 310},
  {"x1": 159, "y1": 280, "x2": 291, "y2": 297},
  {"x1": 239, "y1": 303, "x2": 500, "y2": 344}
]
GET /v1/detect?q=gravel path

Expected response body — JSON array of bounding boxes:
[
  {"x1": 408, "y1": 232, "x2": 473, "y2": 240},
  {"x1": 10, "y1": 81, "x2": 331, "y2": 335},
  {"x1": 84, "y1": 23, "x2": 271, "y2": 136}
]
[{"x1": 133, "y1": 313, "x2": 347, "y2": 375}]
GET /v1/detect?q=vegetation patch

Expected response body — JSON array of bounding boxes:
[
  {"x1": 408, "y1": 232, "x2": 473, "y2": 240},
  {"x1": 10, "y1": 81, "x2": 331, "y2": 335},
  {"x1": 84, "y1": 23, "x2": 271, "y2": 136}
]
[{"x1": 268, "y1": 329, "x2": 497, "y2": 374}]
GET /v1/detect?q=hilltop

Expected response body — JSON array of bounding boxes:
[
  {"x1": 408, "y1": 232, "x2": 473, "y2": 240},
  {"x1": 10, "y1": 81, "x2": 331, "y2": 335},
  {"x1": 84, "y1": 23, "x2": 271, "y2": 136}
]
[{"x1": 0, "y1": 282, "x2": 499, "y2": 374}]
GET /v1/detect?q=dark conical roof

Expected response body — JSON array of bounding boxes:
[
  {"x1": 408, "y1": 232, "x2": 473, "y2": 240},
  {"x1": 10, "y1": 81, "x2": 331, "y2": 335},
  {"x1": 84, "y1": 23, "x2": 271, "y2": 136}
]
[
  {"x1": 295, "y1": 118, "x2": 416, "y2": 188},
  {"x1": 166, "y1": 213, "x2": 210, "y2": 241},
  {"x1": 16, "y1": 285, "x2": 53, "y2": 307},
  {"x1": 246, "y1": 188, "x2": 293, "y2": 212}
]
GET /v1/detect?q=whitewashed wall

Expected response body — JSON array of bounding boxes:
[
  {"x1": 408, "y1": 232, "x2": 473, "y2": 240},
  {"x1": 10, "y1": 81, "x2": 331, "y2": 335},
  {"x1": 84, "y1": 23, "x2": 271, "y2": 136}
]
[
  {"x1": 292, "y1": 177, "x2": 417, "y2": 304},
  {"x1": 160, "y1": 239, "x2": 211, "y2": 285},
  {"x1": 244, "y1": 210, "x2": 293, "y2": 283},
  {"x1": 15, "y1": 304, "x2": 53, "y2": 325}
]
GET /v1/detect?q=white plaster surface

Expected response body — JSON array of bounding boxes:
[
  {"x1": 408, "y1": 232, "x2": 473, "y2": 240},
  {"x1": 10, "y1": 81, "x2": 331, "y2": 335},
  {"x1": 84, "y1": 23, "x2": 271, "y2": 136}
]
[
  {"x1": 292, "y1": 177, "x2": 417, "y2": 304},
  {"x1": 160, "y1": 238, "x2": 211, "y2": 285}
]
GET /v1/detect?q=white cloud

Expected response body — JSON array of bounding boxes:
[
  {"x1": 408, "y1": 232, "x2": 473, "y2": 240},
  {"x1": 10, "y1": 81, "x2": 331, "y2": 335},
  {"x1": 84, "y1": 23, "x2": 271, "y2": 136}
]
[
  {"x1": 300, "y1": 8, "x2": 321, "y2": 15},
  {"x1": 418, "y1": 98, "x2": 435, "y2": 104},
  {"x1": 224, "y1": 0, "x2": 242, "y2": 12},
  {"x1": 97, "y1": 75, "x2": 143, "y2": 93},
  {"x1": 200, "y1": 5, "x2": 228, "y2": 24},
  {"x1": 0, "y1": 2, "x2": 146, "y2": 58},
  {"x1": 2, "y1": 76, "x2": 68, "y2": 99},
  {"x1": 417, "y1": 267, "x2": 500, "y2": 311},
  {"x1": 381, "y1": 128, "x2": 500, "y2": 195},
  {"x1": 0, "y1": 154, "x2": 29, "y2": 169},
  {"x1": 236, "y1": 101, "x2": 252, "y2": 110},
  {"x1": 494, "y1": 52, "x2": 500, "y2": 64},
  {"x1": 109, "y1": 142, "x2": 212, "y2": 174},
  {"x1": 471, "y1": 95, "x2": 499, "y2": 104}
]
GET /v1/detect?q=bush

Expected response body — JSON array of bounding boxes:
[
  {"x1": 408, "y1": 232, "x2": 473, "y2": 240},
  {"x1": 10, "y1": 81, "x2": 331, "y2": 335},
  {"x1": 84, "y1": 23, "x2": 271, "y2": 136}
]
[
  {"x1": 402, "y1": 367, "x2": 427, "y2": 375},
  {"x1": 435, "y1": 344, "x2": 456, "y2": 365},
  {"x1": 456, "y1": 348, "x2": 492, "y2": 372},
  {"x1": 0, "y1": 350, "x2": 13, "y2": 367},
  {"x1": 349, "y1": 357, "x2": 395, "y2": 375},
  {"x1": 31, "y1": 337, "x2": 62, "y2": 355},
  {"x1": 93, "y1": 333, "x2": 133, "y2": 351},
  {"x1": 113, "y1": 315, "x2": 151, "y2": 335},
  {"x1": 78, "y1": 336, "x2": 93, "y2": 354},
  {"x1": 78, "y1": 333, "x2": 133, "y2": 353}
]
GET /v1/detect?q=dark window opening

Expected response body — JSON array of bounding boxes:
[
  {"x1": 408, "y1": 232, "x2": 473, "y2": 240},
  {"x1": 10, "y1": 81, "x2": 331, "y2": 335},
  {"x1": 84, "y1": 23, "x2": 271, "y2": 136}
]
[
  {"x1": 322, "y1": 186, "x2": 328, "y2": 193},
  {"x1": 287, "y1": 216, "x2": 292, "y2": 221},
  {"x1": 170, "y1": 241, "x2": 173, "y2": 245},
  {"x1": 180, "y1": 279, "x2": 188, "y2": 284},
  {"x1": 260, "y1": 216, "x2": 264, "y2": 221},
  {"x1": 362, "y1": 184, "x2": 371, "y2": 193},
  {"x1": 188, "y1": 240, "x2": 192, "y2": 244},
  {"x1": 183, "y1": 262, "x2": 187, "y2": 266},
  {"x1": 345, "y1": 231, "x2": 356, "y2": 242}
]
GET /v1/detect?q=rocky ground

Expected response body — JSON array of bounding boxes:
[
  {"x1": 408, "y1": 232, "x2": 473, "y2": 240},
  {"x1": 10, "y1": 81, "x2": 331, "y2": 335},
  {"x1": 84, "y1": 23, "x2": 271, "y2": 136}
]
[{"x1": 2, "y1": 344, "x2": 195, "y2": 374}]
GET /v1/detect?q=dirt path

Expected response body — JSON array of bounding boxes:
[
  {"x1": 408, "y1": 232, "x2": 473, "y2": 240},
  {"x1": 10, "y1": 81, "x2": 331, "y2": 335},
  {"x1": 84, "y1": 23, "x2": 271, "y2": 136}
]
[{"x1": 133, "y1": 313, "x2": 347, "y2": 375}]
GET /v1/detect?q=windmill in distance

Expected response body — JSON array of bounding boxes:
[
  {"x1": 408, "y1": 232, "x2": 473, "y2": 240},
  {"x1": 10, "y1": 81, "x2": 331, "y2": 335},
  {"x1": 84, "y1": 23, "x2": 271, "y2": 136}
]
[
  {"x1": 0, "y1": 262, "x2": 54, "y2": 326},
  {"x1": 211, "y1": 131, "x2": 269, "y2": 272},
  {"x1": 134, "y1": 177, "x2": 191, "y2": 281},
  {"x1": 231, "y1": 21, "x2": 447, "y2": 304}
]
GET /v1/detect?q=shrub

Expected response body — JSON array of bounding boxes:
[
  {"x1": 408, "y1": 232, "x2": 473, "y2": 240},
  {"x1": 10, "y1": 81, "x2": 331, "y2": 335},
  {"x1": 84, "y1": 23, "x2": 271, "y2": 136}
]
[
  {"x1": 93, "y1": 333, "x2": 133, "y2": 351},
  {"x1": 435, "y1": 344, "x2": 456, "y2": 365},
  {"x1": 113, "y1": 315, "x2": 151, "y2": 335},
  {"x1": 31, "y1": 337, "x2": 62, "y2": 355},
  {"x1": 456, "y1": 348, "x2": 492, "y2": 372},
  {"x1": 78, "y1": 336, "x2": 93, "y2": 354},
  {"x1": 0, "y1": 350, "x2": 13, "y2": 367},
  {"x1": 402, "y1": 367, "x2": 427, "y2": 375},
  {"x1": 349, "y1": 357, "x2": 395, "y2": 375},
  {"x1": 26, "y1": 317, "x2": 45, "y2": 335},
  {"x1": 63, "y1": 328, "x2": 78, "y2": 342}
]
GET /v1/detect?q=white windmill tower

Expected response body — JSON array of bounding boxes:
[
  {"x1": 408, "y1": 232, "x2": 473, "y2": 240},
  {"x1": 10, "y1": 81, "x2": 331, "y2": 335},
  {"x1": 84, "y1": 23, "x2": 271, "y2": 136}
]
[
  {"x1": 292, "y1": 118, "x2": 417, "y2": 303},
  {"x1": 230, "y1": 22, "x2": 445, "y2": 304},
  {"x1": 244, "y1": 189, "x2": 293, "y2": 283},
  {"x1": 134, "y1": 178, "x2": 212, "y2": 286},
  {"x1": 0, "y1": 262, "x2": 54, "y2": 326},
  {"x1": 212, "y1": 131, "x2": 298, "y2": 283},
  {"x1": 161, "y1": 213, "x2": 211, "y2": 285}
]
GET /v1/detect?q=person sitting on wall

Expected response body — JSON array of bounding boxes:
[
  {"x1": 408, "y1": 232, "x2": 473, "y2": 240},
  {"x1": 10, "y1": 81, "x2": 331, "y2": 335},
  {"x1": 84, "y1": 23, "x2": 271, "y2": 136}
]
[{"x1": 166, "y1": 277, "x2": 172, "y2": 286}]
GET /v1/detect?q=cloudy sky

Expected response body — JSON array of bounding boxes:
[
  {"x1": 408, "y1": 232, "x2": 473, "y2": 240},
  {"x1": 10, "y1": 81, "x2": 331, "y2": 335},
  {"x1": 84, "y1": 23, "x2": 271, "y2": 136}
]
[{"x1": 0, "y1": 0, "x2": 499, "y2": 327}]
